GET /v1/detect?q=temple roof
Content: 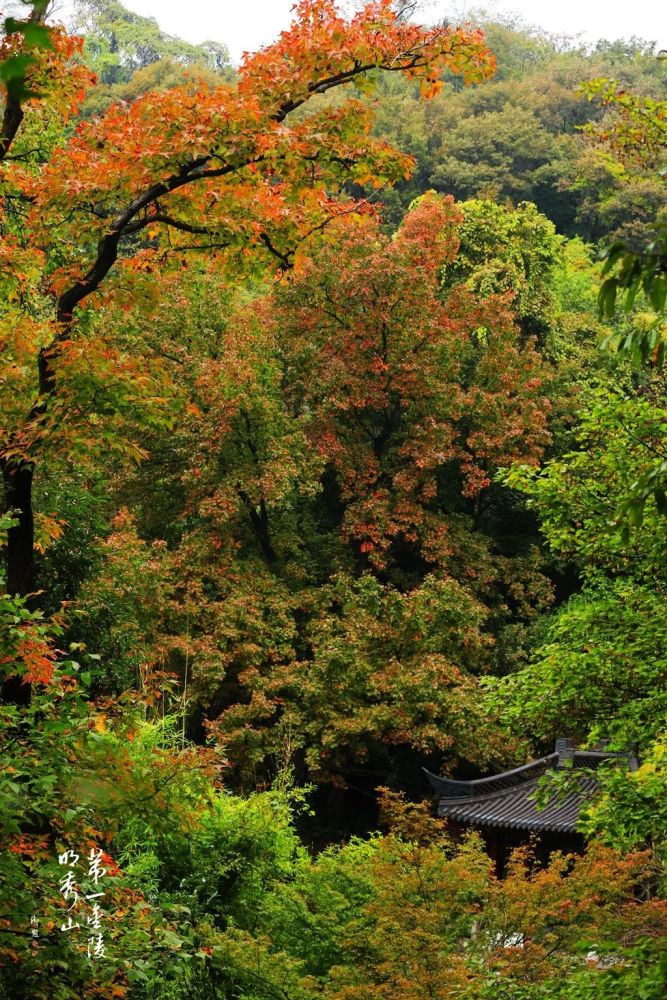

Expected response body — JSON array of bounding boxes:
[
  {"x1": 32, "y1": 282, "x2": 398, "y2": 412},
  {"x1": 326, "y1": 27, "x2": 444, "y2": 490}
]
[{"x1": 424, "y1": 742, "x2": 635, "y2": 834}]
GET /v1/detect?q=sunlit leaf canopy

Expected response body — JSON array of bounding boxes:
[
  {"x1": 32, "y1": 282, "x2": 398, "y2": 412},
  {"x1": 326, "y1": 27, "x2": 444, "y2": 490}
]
[
  {"x1": 1, "y1": 3, "x2": 667, "y2": 999},
  {"x1": 25, "y1": 0, "x2": 493, "y2": 314}
]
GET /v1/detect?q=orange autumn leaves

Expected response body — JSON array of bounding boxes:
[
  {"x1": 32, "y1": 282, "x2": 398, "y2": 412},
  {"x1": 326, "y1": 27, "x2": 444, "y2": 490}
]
[
  {"x1": 1, "y1": 2, "x2": 537, "y2": 779},
  {"x1": 155, "y1": 195, "x2": 552, "y2": 780},
  {"x1": 1, "y1": 0, "x2": 496, "y2": 570},
  {"x1": 171, "y1": 192, "x2": 550, "y2": 576},
  {"x1": 330, "y1": 810, "x2": 667, "y2": 999},
  {"x1": 21, "y1": 1, "x2": 495, "y2": 310},
  {"x1": 273, "y1": 193, "x2": 551, "y2": 570},
  {"x1": 0, "y1": 23, "x2": 94, "y2": 128},
  {"x1": 0, "y1": 628, "x2": 56, "y2": 684},
  {"x1": 239, "y1": 0, "x2": 494, "y2": 107}
]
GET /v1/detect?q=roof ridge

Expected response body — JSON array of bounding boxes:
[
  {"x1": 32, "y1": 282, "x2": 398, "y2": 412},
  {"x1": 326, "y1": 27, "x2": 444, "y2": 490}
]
[{"x1": 423, "y1": 754, "x2": 558, "y2": 798}]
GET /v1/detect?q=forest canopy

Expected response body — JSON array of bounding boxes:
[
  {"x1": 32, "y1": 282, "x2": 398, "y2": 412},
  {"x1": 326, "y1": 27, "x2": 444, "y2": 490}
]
[{"x1": 0, "y1": 1, "x2": 666, "y2": 997}]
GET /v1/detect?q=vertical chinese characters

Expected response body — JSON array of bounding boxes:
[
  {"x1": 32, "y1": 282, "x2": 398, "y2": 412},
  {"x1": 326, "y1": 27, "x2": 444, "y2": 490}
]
[
  {"x1": 85, "y1": 847, "x2": 107, "y2": 960},
  {"x1": 56, "y1": 847, "x2": 108, "y2": 960},
  {"x1": 58, "y1": 849, "x2": 81, "y2": 934}
]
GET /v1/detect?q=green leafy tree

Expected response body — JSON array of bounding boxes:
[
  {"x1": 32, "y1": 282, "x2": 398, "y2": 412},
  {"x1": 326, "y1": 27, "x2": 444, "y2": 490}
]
[
  {"x1": 442, "y1": 198, "x2": 562, "y2": 340},
  {"x1": 72, "y1": 0, "x2": 231, "y2": 85},
  {"x1": 491, "y1": 390, "x2": 667, "y2": 745}
]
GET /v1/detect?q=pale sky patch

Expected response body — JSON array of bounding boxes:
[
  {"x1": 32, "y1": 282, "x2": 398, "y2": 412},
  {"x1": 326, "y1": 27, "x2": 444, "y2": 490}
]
[{"x1": 51, "y1": 1, "x2": 666, "y2": 65}]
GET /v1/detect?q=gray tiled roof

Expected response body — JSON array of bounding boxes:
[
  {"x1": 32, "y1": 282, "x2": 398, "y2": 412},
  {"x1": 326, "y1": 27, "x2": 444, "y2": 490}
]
[{"x1": 425, "y1": 746, "x2": 632, "y2": 834}]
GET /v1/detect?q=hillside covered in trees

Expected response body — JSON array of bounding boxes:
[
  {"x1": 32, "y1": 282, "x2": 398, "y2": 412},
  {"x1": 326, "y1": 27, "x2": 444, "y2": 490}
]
[{"x1": 1, "y1": 1, "x2": 666, "y2": 997}]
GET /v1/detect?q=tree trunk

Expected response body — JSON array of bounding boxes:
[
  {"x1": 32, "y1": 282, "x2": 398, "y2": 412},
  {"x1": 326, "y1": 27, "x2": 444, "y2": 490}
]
[
  {"x1": 2, "y1": 460, "x2": 35, "y2": 597},
  {"x1": 2, "y1": 460, "x2": 35, "y2": 706}
]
